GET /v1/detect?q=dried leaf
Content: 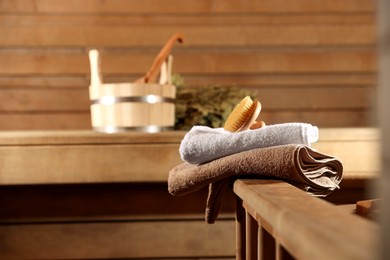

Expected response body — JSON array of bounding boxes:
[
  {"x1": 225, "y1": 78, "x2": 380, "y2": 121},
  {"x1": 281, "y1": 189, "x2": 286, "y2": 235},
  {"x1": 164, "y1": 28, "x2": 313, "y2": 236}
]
[{"x1": 172, "y1": 75, "x2": 256, "y2": 130}]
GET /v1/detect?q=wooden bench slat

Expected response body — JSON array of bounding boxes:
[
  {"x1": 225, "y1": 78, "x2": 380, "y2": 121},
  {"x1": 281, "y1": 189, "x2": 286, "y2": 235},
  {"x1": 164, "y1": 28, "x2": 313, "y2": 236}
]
[
  {"x1": 234, "y1": 179, "x2": 378, "y2": 260},
  {"x1": 0, "y1": 143, "x2": 183, "y2": 184},
  {"x1": 0, "y1": 220, "x2": 235, "y2": 259},
  {"x1": 0, "y1": 128, "x2": 379, "y2": 184}
]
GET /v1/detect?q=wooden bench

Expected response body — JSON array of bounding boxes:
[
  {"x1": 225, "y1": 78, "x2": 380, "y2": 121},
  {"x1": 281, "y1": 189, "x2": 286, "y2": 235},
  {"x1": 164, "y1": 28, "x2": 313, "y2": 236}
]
[
  {"x1": 234, "y1": 179, "x2": 378, "y2": 260},
  {"x1": 233, "y1": 127, "x2": 381, "y2": 259},
  {"x1": 0, "y1": 127, "x2": 379, "y2": 259},
  {"x1": 0, "y1": 130, "x2": 236, "y2": 259}
]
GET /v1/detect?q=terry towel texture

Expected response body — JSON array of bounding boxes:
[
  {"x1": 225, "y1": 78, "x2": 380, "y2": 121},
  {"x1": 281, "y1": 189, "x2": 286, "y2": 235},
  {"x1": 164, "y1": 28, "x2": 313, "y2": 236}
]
[
  {"x1": 179, "y1": 123, "x2": 319, "y2": 165},
  {"x1": 168, "y1": 144, "x2": 343, "y2": 223}
]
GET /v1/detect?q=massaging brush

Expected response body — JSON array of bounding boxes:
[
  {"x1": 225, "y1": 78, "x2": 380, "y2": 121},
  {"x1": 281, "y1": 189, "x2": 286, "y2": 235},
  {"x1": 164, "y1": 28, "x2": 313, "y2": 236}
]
[{"x1": 223, "y1": 96, "x2": 263, "y2": 132}]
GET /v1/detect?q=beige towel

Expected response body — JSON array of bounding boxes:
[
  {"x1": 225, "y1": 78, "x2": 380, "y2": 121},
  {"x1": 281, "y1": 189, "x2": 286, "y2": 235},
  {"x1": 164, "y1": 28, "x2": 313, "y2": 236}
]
[{"x1": 168, "y1": 144, "x2": 343, "y2": 223}]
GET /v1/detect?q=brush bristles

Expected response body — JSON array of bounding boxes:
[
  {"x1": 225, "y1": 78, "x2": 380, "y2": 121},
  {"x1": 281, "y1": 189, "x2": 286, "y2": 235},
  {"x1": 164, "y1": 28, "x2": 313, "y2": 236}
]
[{"x1": 224, "y1": 96, "x2": 257, "y2": 132}]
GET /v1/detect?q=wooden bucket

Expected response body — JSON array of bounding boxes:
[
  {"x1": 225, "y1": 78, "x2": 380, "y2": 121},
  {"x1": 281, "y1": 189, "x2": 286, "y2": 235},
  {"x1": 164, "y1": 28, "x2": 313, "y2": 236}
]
[{"x1": 88, "y1": 50, "x2": 176, "y2": 133}]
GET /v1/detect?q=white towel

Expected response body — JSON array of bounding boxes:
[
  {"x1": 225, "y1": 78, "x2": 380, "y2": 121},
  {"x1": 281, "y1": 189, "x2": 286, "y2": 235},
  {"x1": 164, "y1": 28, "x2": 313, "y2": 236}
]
[{"x1": 179, "y1": 123, "x2": 319, "y2": 165}]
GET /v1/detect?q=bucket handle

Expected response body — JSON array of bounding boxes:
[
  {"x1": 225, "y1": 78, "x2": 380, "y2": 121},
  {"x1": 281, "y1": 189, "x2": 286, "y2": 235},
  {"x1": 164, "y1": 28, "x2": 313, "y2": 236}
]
[
  {"x1": 88, "y1": 48, "x2": 175, "y2": 86},
  {"x1": 89, "y1": 49, "x2": 102, "y2": 86},
  {"x1": 159, "y1": 55, "x2": 173, "y2": 85},
  {"x1": 167, "y1": 55, "x2": 173, "y2": 85}
]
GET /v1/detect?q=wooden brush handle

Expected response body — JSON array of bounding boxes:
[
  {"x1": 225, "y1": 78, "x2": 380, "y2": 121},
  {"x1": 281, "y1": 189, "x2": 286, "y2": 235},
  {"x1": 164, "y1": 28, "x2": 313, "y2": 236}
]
[
  {"x1": 135, "y1": 33, "x2": 183, "y2": 83},
  {"x1": 250, "y1": 120, "x2": 266, "y2": 130}
]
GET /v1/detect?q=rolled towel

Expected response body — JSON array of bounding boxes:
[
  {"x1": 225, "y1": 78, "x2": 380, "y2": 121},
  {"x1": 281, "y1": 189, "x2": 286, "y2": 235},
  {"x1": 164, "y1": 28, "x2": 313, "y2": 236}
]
[
  {"x1": 169, "y1": 144, "x2": 343, "y2": 223},
  {"x1": 179, "y1": 123, "x2": 319, "y2": 165}
]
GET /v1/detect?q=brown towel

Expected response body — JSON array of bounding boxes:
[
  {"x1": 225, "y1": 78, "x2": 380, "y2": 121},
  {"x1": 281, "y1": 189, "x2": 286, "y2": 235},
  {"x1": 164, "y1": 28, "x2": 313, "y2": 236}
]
[{"x1": 168, "y1": 144, "x2": 343, "y2": 223}]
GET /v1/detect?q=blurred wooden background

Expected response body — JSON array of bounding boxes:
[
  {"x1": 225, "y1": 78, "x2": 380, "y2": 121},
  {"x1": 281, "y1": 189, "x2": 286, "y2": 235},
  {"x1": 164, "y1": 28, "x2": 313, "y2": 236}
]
[{"x1": 0, "y1": 0, "x2": 377, "y2": 130}]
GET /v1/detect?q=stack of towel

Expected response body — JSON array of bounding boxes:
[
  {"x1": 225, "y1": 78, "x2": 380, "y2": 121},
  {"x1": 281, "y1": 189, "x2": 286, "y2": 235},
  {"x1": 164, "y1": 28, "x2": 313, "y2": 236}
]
[{"x1": 168, "y1": 123, "x2": 343, "y2": 223}]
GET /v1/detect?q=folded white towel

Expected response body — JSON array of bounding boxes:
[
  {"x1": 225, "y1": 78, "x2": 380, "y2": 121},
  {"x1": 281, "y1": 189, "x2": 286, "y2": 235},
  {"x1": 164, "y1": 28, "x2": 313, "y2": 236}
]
[{"x1": 179, "y1": 123, "x2": 319, "y2": 165}]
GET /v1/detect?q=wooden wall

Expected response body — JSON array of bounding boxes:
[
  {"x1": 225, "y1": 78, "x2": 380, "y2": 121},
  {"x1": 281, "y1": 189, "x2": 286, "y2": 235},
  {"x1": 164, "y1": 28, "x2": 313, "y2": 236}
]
[{"x1": 0, "y1": 0, "x2": 377, "y2": 130}]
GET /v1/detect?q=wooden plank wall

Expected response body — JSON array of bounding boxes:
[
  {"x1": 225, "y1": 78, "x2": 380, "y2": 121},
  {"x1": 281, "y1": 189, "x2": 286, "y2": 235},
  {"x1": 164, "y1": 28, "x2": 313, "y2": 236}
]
[{"x1": 0, "y1": 0, "x2": 377, "y2": 130}]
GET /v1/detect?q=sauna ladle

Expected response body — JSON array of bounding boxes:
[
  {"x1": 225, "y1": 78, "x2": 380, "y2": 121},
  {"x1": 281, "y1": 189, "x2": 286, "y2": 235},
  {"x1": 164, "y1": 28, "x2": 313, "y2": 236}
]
[{"x1": 134, "y1": 33, "x2": 183, "y2": 84}]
